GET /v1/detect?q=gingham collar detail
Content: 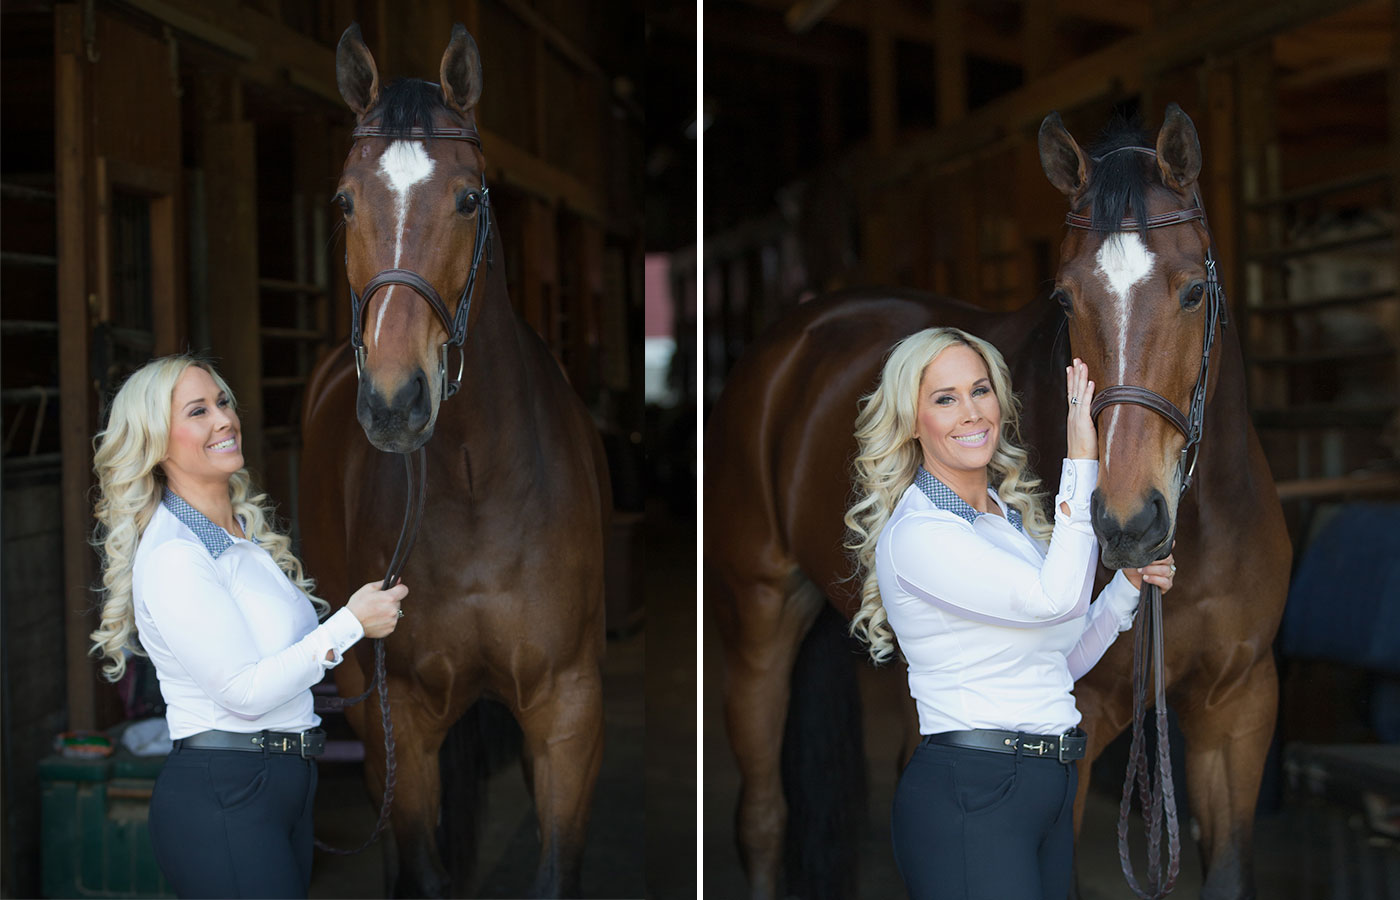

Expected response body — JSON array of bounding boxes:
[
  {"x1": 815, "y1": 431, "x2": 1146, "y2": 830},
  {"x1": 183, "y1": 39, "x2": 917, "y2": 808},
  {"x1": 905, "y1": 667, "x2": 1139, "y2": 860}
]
[
  {"x1": 914, "y1": 467, "x2": 1024, "y2": 535},
  {"x1": 162, "y1": 489, "x2": 238, "y2": 559}
]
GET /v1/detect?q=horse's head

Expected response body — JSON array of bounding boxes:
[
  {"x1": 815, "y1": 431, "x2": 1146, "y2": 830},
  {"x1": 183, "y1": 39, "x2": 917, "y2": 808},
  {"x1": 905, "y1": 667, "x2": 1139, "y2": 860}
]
[
  {"x1": 1039, "y1": 104, "x2": 1226, "y2": 569},
  {"x1": 334, "y1": 23, "x2": 490, "y2": 453}
]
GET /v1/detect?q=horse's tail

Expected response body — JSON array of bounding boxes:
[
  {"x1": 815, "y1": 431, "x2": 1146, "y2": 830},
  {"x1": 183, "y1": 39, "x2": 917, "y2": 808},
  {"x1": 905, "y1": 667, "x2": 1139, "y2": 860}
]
[
  {"x1": 781, "y1": 580, "x2": 866, "y2": 900},
  {"x1": 436, "y1": 698, "x2": 523, "y2": 891}
]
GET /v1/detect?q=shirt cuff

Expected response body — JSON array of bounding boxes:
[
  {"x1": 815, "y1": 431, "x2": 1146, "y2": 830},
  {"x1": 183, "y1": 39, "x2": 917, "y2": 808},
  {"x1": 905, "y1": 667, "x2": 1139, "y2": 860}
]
[
  {"x1": 1054, "y1": 458, "x2": 1099, "y2": 520},
  {"x1": 318, "y1": 607, "x2": 365, "y2": 669},
  {"x1": 1102, "y1": 570, "x2": 1141, "y2": 630}
]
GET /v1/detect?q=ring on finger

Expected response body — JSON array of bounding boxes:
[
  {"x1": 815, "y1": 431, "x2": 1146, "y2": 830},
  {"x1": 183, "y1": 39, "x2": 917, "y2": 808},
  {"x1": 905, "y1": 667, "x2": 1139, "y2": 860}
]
[
  {"x1": 396, "y1": 608, "x2": 405, "y2": 619},
  {"x1": 1169, "y1": 564, "x2": 1177, "y2": 575},
  {"x1": 1069, "y1": 396, "x2": 1079, "y2": 405}
]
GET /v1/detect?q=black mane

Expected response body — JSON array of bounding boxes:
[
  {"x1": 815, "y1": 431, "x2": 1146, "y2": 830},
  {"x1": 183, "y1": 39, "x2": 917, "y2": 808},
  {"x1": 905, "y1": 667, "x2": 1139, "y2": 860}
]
[
  {"x1": 1083, "y1": 116, "x2": 1159, "y2": 236},
  {"x1": 375, "y1": 78, "x2": 454, "y2": 137}
]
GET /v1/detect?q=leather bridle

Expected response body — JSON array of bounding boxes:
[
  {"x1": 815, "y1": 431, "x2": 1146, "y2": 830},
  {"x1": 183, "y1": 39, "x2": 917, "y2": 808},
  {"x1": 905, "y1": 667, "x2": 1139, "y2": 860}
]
[
  {"x1": 1062, "y1": 146, "x2": 1231, "y2": 900},
  {"x1": 346, "y1": 120, "x2": 493, "y2": 402}
]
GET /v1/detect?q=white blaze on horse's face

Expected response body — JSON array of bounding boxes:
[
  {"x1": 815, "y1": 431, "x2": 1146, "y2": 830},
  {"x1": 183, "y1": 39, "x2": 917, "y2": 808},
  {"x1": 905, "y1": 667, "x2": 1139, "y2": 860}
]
[
  {"x1": 372, "y1": 140, "x2": 437, "y2": 347},
  {"x1": 1094, "y1": 232, "x2": 1157, "y2": 470}
]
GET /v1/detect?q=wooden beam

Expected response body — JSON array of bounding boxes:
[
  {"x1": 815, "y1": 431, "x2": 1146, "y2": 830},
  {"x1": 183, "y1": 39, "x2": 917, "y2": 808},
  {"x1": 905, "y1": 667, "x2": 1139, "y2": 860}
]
[
  {"x1": 114, "y1": 0, "x2": 604, "y2": 216},
  {"x1": 55, "y1": 3, "x2": 97, "y2": 731},
  {"x1": 872, "y1": 0, "x2": 1373, "y2": 192}
]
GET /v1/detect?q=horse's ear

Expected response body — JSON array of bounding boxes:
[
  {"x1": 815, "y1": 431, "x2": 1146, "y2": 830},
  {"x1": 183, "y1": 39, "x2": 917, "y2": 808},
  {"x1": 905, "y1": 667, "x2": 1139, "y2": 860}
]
[
  {"x1": 1156, "y1": 103, "x2": 1202, "y2": 191},
  {"x1": 336, "y1": 23, "x2": 380, "y2": 119},
  {"x1": 1038, "y1": 111, "x2": 1088, "y2": 199},
  {"x1": 440, "y1": 24, "x2": 483, "y2": 116}
]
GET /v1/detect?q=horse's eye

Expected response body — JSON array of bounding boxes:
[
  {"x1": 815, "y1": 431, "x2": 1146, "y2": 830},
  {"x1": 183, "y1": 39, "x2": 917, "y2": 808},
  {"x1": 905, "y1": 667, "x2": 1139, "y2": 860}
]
[
  {"x1": 1181, "y1": 281, "x2": 1206, "y2": 310},
  {"x1": 1051, "y1": 288, "x2": 1072, "y2": 313},
  {"x1": 333, "y1": 193, "x2": 352, "y2": 217},
  {"x1": 456, "y1": 190, "x2": 479, "y2": 216}
]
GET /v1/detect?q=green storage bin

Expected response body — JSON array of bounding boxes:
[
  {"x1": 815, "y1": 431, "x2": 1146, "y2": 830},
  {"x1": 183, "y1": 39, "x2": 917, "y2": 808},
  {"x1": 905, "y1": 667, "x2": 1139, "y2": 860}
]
[{"x1": 40, "y1": 751, "x2": 174, "y2": 898}]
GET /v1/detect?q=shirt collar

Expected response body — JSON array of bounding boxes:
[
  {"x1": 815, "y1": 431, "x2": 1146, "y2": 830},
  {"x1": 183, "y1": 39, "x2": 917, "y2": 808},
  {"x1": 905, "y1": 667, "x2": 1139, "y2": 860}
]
[
  {"x1": 914, "y1": 467, "x2": 1025, "y2": 535},
  {"x1": 162, "y1": 488, "x2": 237, "y2": 559}
]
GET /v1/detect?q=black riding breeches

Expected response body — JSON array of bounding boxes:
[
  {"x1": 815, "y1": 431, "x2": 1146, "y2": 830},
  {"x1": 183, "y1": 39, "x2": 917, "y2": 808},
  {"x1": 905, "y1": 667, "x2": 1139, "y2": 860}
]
[
  {"x1": 891, "y1": 740, "x2": 1078, "y2": 900},
  {"x1": 148, "y1": 744, "x2": 318, "y2": 899}
]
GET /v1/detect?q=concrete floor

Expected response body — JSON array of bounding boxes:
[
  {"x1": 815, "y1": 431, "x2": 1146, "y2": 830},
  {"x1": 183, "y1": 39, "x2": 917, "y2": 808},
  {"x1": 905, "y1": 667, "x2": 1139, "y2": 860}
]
[
  {"x1": 307, "y1": 501, "x2": 696, "y2": 899},
  {"x1": 702, "y1": 609, "x2": 1312, "y2": 899}
]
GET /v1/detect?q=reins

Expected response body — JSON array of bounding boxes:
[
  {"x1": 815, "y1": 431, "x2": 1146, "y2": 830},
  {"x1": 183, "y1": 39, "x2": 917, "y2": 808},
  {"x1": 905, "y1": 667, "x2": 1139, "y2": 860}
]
[
  {"x1": 1064, "y1": 152, "x2": 1229, "y2": 898},
  {"x1": 312, "y1": 109, "x2": 490, "y2": 856}
]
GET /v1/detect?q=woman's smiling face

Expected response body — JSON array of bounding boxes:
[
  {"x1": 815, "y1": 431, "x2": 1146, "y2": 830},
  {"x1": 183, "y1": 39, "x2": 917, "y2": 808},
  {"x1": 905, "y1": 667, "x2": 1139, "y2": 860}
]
[
  {"x1": 913, "y1": 343, "x2": 1002, "y2": 482},
  {"x1": 162, "y1": 365, "x2": 243, "y2": 488}
]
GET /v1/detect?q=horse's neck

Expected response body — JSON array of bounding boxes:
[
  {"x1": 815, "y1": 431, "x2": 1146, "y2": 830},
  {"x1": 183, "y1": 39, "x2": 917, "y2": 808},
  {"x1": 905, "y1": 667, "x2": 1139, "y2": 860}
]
[{"x1": 433, "y1": 261, "x2": 540, "y2": 480}]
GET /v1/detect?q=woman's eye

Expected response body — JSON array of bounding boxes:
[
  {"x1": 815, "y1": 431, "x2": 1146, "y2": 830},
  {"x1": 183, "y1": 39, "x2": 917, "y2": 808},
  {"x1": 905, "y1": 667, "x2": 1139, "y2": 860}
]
[
  {"x1": 935, "y1": 396, "x2": 954, "y2": 405},
  {"x1": 973, "y1": 386, "x2": 990, "y2": 397}
]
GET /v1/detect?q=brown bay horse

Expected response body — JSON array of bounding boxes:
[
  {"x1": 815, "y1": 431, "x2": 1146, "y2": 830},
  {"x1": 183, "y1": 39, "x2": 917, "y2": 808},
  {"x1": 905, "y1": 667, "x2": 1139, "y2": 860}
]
[
  {"x1": 706, "y1": 105, "x2": 1289, "y2": 899},
  {"x1": 300, "y1": 24, "x2": 609, "y2": 898}
]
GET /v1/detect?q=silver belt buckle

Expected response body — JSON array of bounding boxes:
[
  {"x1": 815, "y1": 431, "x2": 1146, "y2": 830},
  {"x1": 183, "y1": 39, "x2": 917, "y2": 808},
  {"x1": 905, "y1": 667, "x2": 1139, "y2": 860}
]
[
  {"x1": 1058, "y1": 730, "x2": 1083, "y2": 763},
  {"x1": 1022, "y1": 739, "x2": 1049, "y2": 756},
  {"x1": 299, "y1": 729, "x2": 325, "y2": 759}
]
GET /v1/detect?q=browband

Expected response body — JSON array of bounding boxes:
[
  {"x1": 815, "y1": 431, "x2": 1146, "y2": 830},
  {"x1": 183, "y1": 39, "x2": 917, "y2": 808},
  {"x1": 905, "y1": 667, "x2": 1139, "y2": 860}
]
[
  {"x1": 350, "y1": 124, "x2": 482, "y2": 146},
  {"x1": 1065, "y1": 207, "x2": 1206, "y2": 231}
]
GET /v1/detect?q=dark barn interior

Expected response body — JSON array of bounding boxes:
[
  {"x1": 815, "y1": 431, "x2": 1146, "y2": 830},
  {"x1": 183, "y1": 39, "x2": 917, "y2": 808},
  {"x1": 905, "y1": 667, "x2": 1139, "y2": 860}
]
[
  {"x1": 0, "y1": 1, "x2": 703, "y2": 897},
  {"x1": 698, "y1": 0, "x2": 1399, "y2": 897}
]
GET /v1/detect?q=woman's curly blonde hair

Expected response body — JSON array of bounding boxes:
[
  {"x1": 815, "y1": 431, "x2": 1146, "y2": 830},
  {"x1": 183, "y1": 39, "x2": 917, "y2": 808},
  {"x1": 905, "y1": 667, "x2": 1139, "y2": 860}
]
[
  {"x1": 845, "y1": 327, "x2": 1052, "y2": 664},
  {"x1": 88, "y1": 354, "x2": 326, "y2": 682}
]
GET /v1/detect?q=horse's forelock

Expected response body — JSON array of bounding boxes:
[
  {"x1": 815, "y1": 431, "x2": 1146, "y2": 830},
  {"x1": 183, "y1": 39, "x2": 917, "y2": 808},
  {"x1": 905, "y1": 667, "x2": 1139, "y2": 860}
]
[
  {"x1": 377, "y1": 78, "x2": 453, "y2": 139},
  {"x1": 1085, "y1": 119, "x2": 1157, "y2": 238}
]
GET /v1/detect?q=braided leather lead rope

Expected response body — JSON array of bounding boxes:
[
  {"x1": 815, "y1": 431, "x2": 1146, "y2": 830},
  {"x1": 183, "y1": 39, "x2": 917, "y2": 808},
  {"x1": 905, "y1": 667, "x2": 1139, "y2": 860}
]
[
  {"x1": 314, "y1": 446, "x2": 427, "y2": 855},
  {"x1": 1116, "y1": 582, "x2": 1181, "y2": 897}
]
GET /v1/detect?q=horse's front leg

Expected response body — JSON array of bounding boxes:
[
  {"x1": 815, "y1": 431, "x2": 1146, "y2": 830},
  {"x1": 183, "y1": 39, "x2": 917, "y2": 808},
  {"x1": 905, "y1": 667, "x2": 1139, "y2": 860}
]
[
  {"x1": 1177, "y1": 652, "x2": 1278, "y2": 900},
  {"x1": 361, "y1": 677, "x2": 454, "y2": 899},
  {"x1": 513, "y1": 654, "x2": 605, "y2": 898}
]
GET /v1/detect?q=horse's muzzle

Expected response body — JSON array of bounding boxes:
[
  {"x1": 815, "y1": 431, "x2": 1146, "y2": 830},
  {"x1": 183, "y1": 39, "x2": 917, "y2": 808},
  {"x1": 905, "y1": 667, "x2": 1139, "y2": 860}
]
[
  {"x1": 356, "y1": 369, "x2": 435, "y2": 452},
  {"x1": 1091, "y1": 487, "x2": 1173, "y2": 570}
]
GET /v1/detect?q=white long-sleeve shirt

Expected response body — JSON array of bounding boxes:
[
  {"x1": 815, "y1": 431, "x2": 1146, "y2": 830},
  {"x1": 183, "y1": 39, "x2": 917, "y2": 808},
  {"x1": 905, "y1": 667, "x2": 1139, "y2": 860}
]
[
  {"x1": 875, "y1": 459, "x2": 1140, "y2": 736},
  {"x1": 132, "y1": 490, "x2": 363, "y2": 740}
]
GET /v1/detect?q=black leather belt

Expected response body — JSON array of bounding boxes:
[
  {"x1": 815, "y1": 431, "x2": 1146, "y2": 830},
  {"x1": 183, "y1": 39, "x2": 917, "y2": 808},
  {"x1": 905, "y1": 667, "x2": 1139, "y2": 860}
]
[
  {"x1": 176, "y1": 728, "x2": 326, "y2": 759},
  {"x1": 922, "y1": 727, "x2": 1087, "y2": 763}
]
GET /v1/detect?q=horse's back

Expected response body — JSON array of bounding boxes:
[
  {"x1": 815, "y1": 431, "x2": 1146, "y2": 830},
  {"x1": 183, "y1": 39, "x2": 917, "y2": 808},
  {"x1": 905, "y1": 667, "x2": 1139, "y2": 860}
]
[{"x1": 705, "y1": 289, "x2": 1042, "y2": 607}]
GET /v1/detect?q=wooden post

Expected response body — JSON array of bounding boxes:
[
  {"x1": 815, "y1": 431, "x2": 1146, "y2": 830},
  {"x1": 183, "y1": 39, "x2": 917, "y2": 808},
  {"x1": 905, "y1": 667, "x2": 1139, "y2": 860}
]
[
  {"x1": 198, "y1": 78, "x2": 265, "y2": 477},
  {"x1": 1237, "y1": 44, "x2": 1279, "y2": 409},
  {"x1": 868, "y1": 0, "x2": 896, "y2": 154},
  {"x1": 936, "y1": 0, "x2": 967, "y2": 126},
  {"x1": 55, "y1": 3, "x2": 97, "y2": 731},
  {"x1": 1204, "y1": 61, "x2": 1239, "y2": 326}
]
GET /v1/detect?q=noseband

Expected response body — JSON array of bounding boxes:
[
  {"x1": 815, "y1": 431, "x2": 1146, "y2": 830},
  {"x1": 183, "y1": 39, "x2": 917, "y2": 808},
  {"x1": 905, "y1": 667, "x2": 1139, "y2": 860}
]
[
  {"x1": 346, "y1": 120, "x2": 493, "y2": 402},
  {"x1": 1064, "y1": 149, "x2": 1229, "y2": 499}
]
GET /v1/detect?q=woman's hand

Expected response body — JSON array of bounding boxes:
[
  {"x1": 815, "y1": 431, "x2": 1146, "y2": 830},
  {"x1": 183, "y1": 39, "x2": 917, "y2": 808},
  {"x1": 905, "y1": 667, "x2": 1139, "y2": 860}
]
[
  {"x1": 346, "y1": 580, "x2": 409, "y2": 639},
  {"x1": 1066, "y1": 358, "x2": 1097, "y2": 460},
  {"x1": 1124, "y1": 553, "x2": 1176, "y2": 594}
]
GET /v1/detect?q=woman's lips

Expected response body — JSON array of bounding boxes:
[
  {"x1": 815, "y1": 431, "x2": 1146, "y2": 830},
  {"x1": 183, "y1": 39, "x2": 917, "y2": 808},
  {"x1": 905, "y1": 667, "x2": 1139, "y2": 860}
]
[
  {"x1": 951, "y1": 429, "x2": 989, "y2": 448},
  {"x1": 207, "y1": 437, "x2": 240, "y2": 452}
]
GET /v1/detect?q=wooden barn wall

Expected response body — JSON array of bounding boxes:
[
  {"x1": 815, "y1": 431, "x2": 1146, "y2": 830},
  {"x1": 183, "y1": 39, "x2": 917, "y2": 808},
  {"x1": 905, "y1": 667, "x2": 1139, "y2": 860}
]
[{"x1": 0, "y1": 3, "x2": 639, "y2": 896}]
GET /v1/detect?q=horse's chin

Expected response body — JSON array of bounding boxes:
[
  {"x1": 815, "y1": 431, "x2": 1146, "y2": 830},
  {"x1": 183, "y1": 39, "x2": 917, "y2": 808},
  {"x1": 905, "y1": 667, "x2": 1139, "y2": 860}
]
[
  {"x1": 1098, "y1": 531, "x2": 1174, "y2": 573},
  {"x1": 362, "y1": 423, "x2": 434, "y2": 454}
]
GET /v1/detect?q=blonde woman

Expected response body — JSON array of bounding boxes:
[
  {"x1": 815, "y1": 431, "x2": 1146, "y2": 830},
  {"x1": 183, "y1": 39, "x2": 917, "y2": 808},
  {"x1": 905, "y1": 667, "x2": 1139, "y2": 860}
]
[
  {"x1": 89, "y1": 355, "x2": 406, "y2": 898},
  {"x1": 845, "y1": 328, "x2": 1176, "y2": 900}
]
